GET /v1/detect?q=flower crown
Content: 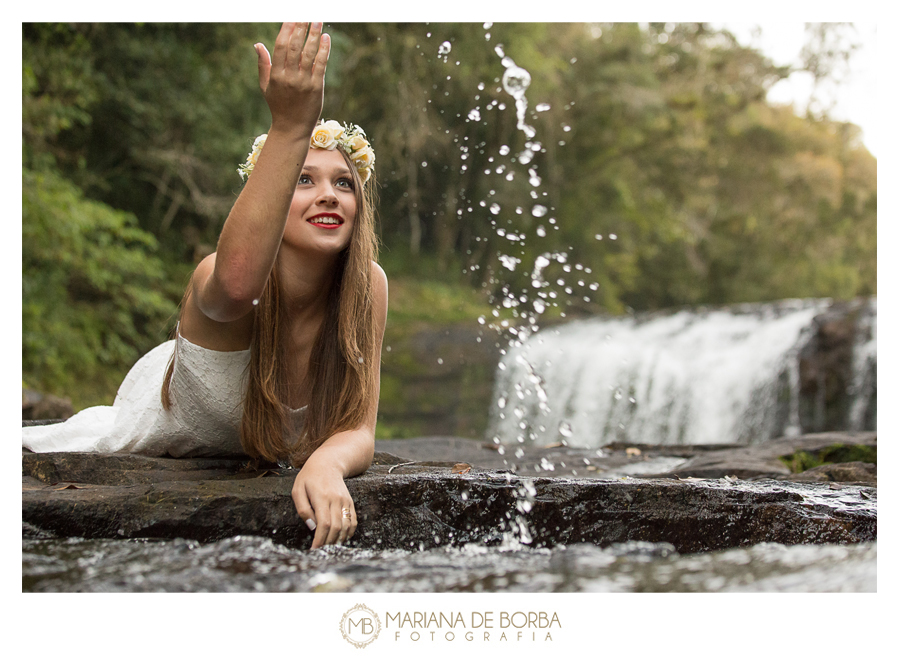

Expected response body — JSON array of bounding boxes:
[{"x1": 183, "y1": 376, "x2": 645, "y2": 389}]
[{"x1": 238, "y1": 119, "x2": 375, "y2": 184}]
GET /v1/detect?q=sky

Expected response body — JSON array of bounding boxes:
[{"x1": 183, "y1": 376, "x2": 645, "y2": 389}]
[{"x1": 723, "y1": 21, "x2": 879, "y2": 157}]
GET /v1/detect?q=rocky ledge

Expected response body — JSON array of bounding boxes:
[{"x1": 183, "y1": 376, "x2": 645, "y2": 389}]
[{"x1": 23, "y1": 432, "x2": 876, "y2": 553}]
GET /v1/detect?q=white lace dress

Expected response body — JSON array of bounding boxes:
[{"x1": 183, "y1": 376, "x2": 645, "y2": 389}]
[{"x1": 22, "y1": 333, "x2": 306, "y2": 458}]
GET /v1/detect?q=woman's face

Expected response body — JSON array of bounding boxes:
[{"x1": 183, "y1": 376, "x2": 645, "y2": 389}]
[{"x1": 284, "y1": 148, "x2": 358, "y2": 254}]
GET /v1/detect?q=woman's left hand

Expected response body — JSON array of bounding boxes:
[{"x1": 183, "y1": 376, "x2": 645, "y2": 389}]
[{"x1": 291, "y1": 457, "x2": 357, "y2": 548}]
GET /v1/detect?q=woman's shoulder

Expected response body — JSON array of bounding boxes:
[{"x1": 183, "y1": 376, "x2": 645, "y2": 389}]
[
  {"x1": 370, "y1": 261, "x2": 388, "y2": 300},
  {"x1": 370, "y1": 261, "x2": 388, "y2": 327},
  {"x1": 370, "y1": 260, "x2": 387, "y2": 285}
]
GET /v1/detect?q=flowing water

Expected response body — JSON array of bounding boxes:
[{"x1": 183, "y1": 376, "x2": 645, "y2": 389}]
[{"x1": 22, "y1": 537, "x2": 876, "y2": 592}]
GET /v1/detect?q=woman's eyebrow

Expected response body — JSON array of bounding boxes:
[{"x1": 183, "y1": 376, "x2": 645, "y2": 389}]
[{"x1": 302, "y1": 165, "x2": 354, "y2": 175}]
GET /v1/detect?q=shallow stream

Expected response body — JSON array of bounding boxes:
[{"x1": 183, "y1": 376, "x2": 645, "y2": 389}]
[{"x1": 23, "y1": 536, "x2": 875, "y2": 592}]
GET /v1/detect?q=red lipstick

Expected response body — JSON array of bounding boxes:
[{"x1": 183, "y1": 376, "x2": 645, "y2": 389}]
[{"x1": 307, "y1": 213, "x2": 344, "y2": 229}]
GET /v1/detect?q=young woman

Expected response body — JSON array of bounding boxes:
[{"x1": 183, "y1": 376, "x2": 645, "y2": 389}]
[{"x1": 23, "y1": 22, "x2": 388, "y2": 550}]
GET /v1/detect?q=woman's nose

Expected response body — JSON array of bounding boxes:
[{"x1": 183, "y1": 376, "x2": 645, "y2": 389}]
[{"x1": 315, "y1": 185, "x2": 339, "y2": 205}]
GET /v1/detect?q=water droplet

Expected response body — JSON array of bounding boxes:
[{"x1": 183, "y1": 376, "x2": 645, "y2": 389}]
[
  {"x1": 502, "y1": 65, "x2": 531, "y2": 98},
  {"x1": 489, "y1": 203, "x2": 501, "y2": 215},
  {"x1": 467, "y1": 107, "x2": 481, "y2": 121},
  {"x1": 536, "y1": 103, "x2": 551, "y2": 112},
  {"x1": 595, "y1": 234, "x2": 603, "y2": 240},
  {"x1": 499, "y1": 145, "x2": 510, "y2": 156},
  {"x1": 531, "y1": 204, "x2": 547, "y2": 217},
  {"x1": 610, "y1": 233, "x2": 617, "y2": 240},
  {"x1": 499, "y1": 255, "x2": 520, "y2": 271},
  {"x1": 558, "y1": 421, "x2": 573, "y2": 437},
  {"x1": 536, "y1": 225, "x2": 546, "y2": 237},
  {"x1": 252, "y1": 299, "x2": 259, "y2": 306},
  {"x1": 437, "y1": 358, "x2": 443, "y2": 365},
  {"x1": 494, "y1": 44, "x2": 505, "y2": 58},
  {"x1": 438, "y1": 41, "x2": 452, "y2": 58}
]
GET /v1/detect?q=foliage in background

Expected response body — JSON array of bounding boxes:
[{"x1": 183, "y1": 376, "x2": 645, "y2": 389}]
[
  {"x1": 22, "y1": 168, "x2": 175, "y2": 407},
  {"x1": 22, "y1": 22, "x2": 876, "y2": 408}
]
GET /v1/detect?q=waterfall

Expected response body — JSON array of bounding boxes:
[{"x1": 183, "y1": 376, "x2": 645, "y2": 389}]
[
  {"x1": 488, "y1": 298, "x2": 876, "y2": 447},
  {"x1": 847, "y1": 297, "x2": 877, "y2": 431}
]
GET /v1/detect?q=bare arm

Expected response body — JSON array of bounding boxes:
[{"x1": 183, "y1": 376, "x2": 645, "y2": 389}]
[
  {"x1": 195, "y1": 22, "x2": 331, "y2": 323},
  {"x1": 291, "y1": 263, "x2": 389, "y2": 548}
]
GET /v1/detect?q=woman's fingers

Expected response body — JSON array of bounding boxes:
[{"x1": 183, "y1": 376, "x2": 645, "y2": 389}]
[
  {"x1": 291, "y1": 480, "x2": 318, "y2": 536},
  {"x1": 325, "y1": 504, "x2": 343, "y2": 546},
  {"x1": 313, "y1": 33, "x2": 331, "y2": 80},
  {"x1": 311, "y1": 505, "x2": 339, "y2": 548},
  {"x1": 255, "y1": 43, "x2": 272, "y2": 94},
  {"x1": 284, "y1": 22, "x2": 310, "y2": 71},
  {"x1": 339, "y1": 500, "x2": 357, "y2": 543},
  {"x1": 271, "y1": 22, "x2": 295, "y2": 71},
  {"x1": 300, "y1": 22, "x2": 323, "y2": 70},
  {"x1": 308, "y1": 500, "x2": 355, "y2": 548}
]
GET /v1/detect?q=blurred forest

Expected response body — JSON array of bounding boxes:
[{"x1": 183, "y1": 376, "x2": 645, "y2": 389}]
[{"x1": 22, "y1": 22, "x2": 877, "y2": 408}]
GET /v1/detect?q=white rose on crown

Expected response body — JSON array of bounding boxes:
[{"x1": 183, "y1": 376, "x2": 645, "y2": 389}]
[
  {"x1": 351, "y1": 145, "x2": 375, "y2": 170},
  {"x1": 346, "y1": 133, "x2": 369, "y2": 154},
  {"x1": 311, "y1": 120, "x2": 344, "y2": 150},
  {"x1": 238, "y1": 133, "x2": 268, "y2": 181}
]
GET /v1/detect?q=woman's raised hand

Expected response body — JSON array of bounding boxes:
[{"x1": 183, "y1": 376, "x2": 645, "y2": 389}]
[{"x1": 255, "y1": 22, "x2": 331, "y2": 138}]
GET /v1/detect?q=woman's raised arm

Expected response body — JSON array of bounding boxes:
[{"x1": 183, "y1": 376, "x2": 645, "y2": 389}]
[{"x1": 194, "y1": 22, "x2": 331, "y2": 324}]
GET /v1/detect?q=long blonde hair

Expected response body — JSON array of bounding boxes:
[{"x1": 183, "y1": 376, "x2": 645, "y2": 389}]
[{"x1": 163, "y1": 149, "x2": 380, "y2": 467}]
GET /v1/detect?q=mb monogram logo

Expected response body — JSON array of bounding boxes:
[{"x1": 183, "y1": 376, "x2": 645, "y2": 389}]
[{"x1": 340, "y1": 604, "x2": 382, "y2": 648}]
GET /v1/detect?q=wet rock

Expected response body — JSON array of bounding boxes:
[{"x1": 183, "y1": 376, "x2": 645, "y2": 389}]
[
  {"x1": 22, "y1": 388, "x2": 74, "y2": 421},
  {"x1": 797, "y1": 298, "x2": 876, "y2": 432},
  {"x1": 22, "y1": 449, "x2": 875, "y2": 554},
  {"x1": 643, "y1": 432, "x2": 876, "y2": 481},
  {"x1": 791, "y1": 461, "x2": 876, "y2": 484}
]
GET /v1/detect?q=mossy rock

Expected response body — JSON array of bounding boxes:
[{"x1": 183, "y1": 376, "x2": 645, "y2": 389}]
[{"x1": 780, "y1": 443, "x2": 877, "y2": 474}]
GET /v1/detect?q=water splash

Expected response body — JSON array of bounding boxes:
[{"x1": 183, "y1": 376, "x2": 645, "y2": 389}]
[{"x1": 499, "y1": 53, "x2": 536, "y2": 140}]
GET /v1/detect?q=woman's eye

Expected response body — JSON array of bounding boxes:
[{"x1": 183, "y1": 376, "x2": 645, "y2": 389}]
[
  {"x1": 298, "y1": 174, "x2": 312, "y2": 185},
  {"x1": 336, "y1": 178, "x2": 354, "y2": 189}
]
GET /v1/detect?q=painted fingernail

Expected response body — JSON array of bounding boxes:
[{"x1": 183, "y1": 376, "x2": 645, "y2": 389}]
[{"x1": 305, "y1": 518, "x2": 316, "y2": 531}]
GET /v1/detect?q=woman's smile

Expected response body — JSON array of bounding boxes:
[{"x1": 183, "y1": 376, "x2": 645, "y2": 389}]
[{"x1": 307, "y1": 212, "x2": 345, "y2": 229}]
